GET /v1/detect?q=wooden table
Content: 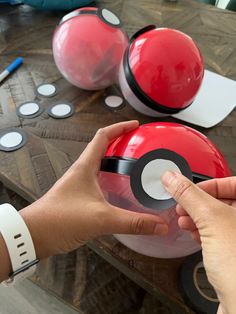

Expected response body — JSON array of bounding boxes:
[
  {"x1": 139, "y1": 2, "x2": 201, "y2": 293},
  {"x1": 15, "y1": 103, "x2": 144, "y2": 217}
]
[{"x1": 0, "y1": 1, "x2": 236, "y2": 313}]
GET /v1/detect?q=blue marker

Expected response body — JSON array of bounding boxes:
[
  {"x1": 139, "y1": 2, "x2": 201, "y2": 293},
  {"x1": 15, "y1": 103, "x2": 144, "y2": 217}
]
[{"x1": 0, "y1": 57, "x2": 23, "y2": 83}]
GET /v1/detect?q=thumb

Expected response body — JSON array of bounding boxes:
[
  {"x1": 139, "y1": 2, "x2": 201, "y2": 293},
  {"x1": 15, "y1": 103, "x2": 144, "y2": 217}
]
[
  {"x1": 104, "y1": 206, "x2": 168, "y2": 236},
  {"x1": 161, "y1": 171, "x2": 221, "y2": 223}
]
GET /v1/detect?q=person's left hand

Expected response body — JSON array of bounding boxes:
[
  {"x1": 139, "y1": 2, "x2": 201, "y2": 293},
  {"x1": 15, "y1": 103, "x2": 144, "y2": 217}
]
[{"x1": 20, "y1": 121, "x2": 168, "y2": 260}]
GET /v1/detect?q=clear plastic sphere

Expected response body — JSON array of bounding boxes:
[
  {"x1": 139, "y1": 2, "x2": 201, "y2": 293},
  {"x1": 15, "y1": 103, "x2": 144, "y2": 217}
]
[
  {"x1": 99, "y1": 172, "x2": 200, "y2": 258},
  {"x1": 99, "y1": 122, "x2": 230, "y2": 258},
  {"x1": 53, "y1": 8, "x2": 129, "y2": 90}
]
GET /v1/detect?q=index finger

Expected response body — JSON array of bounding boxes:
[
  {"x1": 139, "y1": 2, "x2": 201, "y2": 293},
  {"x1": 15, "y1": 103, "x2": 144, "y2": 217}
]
[
  {"x1": 197, "y1": 177, "x2": 236, "y2": 200},
  {"x1": 75, "y1": 120, "x2": 139, "y2": 173}
]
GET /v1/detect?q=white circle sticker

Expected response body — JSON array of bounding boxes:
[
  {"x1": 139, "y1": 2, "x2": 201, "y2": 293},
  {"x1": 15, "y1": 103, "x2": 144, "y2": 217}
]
[
  {"x1": 19, "y1": 102, "x2": 40, "y2": 116},
  {"x1": 0, "y1": 132, "x2": 23, "y2": 148},
  {"x1": 50, "y1": 104, "x2": 72, "y2": 117},
  {"x1": 141, "y1": 159, "x2": 181, "y2": 200},
  {"x1": 105, "y1": 96, "x2": 123, "y2": 108},
  {"x1": 101, "y1": 9, "x2": 120, "y2": 26},
  {"x1": 37, "y1": 84, "x2": 56, "y2": 97}
]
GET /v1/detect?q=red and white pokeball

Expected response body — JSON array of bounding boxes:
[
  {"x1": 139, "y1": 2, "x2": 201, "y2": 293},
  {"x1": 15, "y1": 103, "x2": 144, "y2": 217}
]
[
  {"x1": 119, "y1": 26, "x2": 204, "y2": 117},
  {"x1": 119, "y1": 26, "x2": 236, "y2": 128},
  {"x1": 53, "y1": 7, "x2": 129, "y2": 90},
  {"x1": 99, "y1": 122, "x2": 231, "y2": 258}
]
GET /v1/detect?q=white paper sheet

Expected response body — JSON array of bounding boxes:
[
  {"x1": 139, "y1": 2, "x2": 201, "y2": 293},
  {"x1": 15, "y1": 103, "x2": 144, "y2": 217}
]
[{"x1": 173, "y1": 70, "x2": 236, "y2": 128}]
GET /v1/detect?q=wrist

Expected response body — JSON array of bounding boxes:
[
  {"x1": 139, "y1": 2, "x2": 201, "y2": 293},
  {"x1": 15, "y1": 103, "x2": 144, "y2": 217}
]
[{"x1": 19, "y1": 199, "x2": 56, "y2": 260}]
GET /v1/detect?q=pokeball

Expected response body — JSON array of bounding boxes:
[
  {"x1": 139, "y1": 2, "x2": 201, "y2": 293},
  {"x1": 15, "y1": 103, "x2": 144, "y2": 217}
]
[
  {"x1": 99, "y1": 122, "x2": 231, "y2": 258},
  {"x1": 119, "y1": 26, "x2": 204, "y2": 117},
  {"x1": 53, "y1": 7, "x2": 129, "y2": 90}
]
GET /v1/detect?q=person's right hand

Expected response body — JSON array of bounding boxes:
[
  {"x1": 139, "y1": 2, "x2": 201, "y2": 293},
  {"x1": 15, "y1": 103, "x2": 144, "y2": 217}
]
[{"x1": 161, "y1": 172, "x2": 236, "y2": 314}]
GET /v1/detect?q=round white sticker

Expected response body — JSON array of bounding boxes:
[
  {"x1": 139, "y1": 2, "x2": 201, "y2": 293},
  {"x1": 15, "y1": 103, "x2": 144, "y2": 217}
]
[
  {"x1": 0, "y1": 132, "x2": 23, "y2": 148},
  {"x1": 141, "y1": 159, "x2": 181, "y2": 200},
  {"x1": 101, "y1": 9, "x2": 120, "y2": 26},
  {"x1": 105, "y1": 96, "x2": 123, "y2": 108},
  {"x1": 19, "y1": 102, "x2": 40, "y2": 116},
  {"x1": 37, "y1": 84, "x2": 56, "y2": 97},
  {"x1": 50, "y1": 104, "x2": 72, "y2": 117}
]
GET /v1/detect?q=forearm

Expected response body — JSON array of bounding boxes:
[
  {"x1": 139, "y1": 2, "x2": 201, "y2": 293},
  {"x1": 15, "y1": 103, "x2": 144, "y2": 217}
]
[{"x1": 20, "y1": 199, "x2": 62, "y2": 260}]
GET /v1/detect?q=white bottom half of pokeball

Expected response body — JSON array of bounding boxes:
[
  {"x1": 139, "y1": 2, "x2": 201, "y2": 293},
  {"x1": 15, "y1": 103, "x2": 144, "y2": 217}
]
[
  {"x1": 99, "y1": 170, "x2": 200, "y2": 258},
  {"x1": 119, "y1": 63, "x2": 169, "y2": 118},
  {"x1": 119, "y1": 63, "x2": 236, "y2": 128}
]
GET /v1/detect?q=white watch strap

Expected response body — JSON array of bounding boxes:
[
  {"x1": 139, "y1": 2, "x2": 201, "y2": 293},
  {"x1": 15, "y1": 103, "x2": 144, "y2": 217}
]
[{"x1": 0, "y1": 203, "x2": 38, "y2": 285}]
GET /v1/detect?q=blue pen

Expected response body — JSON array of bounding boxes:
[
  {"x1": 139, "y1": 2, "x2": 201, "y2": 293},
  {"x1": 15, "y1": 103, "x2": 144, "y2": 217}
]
[{"x1": 0, "y1": 57, "x2": 23, "y2": 83}]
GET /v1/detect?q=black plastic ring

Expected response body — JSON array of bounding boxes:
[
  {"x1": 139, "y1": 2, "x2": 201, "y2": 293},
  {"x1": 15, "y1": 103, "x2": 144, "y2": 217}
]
[
  {"x1": 130, "y1": 149, "x2": 192, "y2": 210},
  {"x1": 179, "y1": 251, "x2": 219, "y2": 314},
  {"x1": 47, "y1": 103, "x2": 74, "y2": 119},
  {"x1": 101, "y1": 154, "x2": 212, "y2": 210},
  {"x1": 0, "y1": 128, "x2": 27, "y2": 152},
  {"x1": 101, "y1": 157, "x2": 212, "y2": 184},
  {"x1": 16, "y1": 101, "x2": 44, "y2": 119},
  {"x1": 130, "y1": 25, "x2": 156, "y2": 42},
  {"x1": 101, "y1": 156, "x2": 136, "y2": 176}
]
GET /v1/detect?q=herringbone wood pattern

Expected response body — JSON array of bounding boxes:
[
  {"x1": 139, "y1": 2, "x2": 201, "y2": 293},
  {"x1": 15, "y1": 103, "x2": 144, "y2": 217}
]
[{"x1": 1, "y1": 1, "x2": 235, "y2": 313}]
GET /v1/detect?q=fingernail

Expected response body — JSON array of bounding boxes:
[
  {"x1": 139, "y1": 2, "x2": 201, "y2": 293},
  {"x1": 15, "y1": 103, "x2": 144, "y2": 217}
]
[
  {"x1": 161, "y1": 171, "x2": 177, "y2": 187},
  {"x1": 154, "y1": 224, "x2": 168, "y2": 235}
]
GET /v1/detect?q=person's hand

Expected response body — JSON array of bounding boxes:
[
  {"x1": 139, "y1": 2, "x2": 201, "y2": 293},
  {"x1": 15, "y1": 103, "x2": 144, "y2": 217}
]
[
  {"x1": 161, "y1": 172, "x2": 236, "y2": 314},
  {"x1": 20, "y1": 121, "x2": 168, "y2": 261}
]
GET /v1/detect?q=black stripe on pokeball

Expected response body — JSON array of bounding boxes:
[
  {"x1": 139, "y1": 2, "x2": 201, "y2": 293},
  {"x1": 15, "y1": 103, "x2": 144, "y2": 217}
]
[
  {"x1": 101, "y1": 152, "x2": 212, "y2": 211},
  {"x1": 101, "y1": 156, "x2": 136, "y2": 176},
  {"x1": 59, "y1": 8, "x2": 122, "y2": 28},
  {"x1": 130, "y1": 149, "x2": 193, "y2": 210}
]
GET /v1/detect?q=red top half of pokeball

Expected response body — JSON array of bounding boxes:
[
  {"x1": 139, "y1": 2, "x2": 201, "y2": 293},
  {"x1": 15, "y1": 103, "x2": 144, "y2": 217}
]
[
  {"x1": 128, "y1": 28, "x2": 204, "y2": 110},
  {"x1": 105, "y1": 122, "x2": 231, "y2": 178}
]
